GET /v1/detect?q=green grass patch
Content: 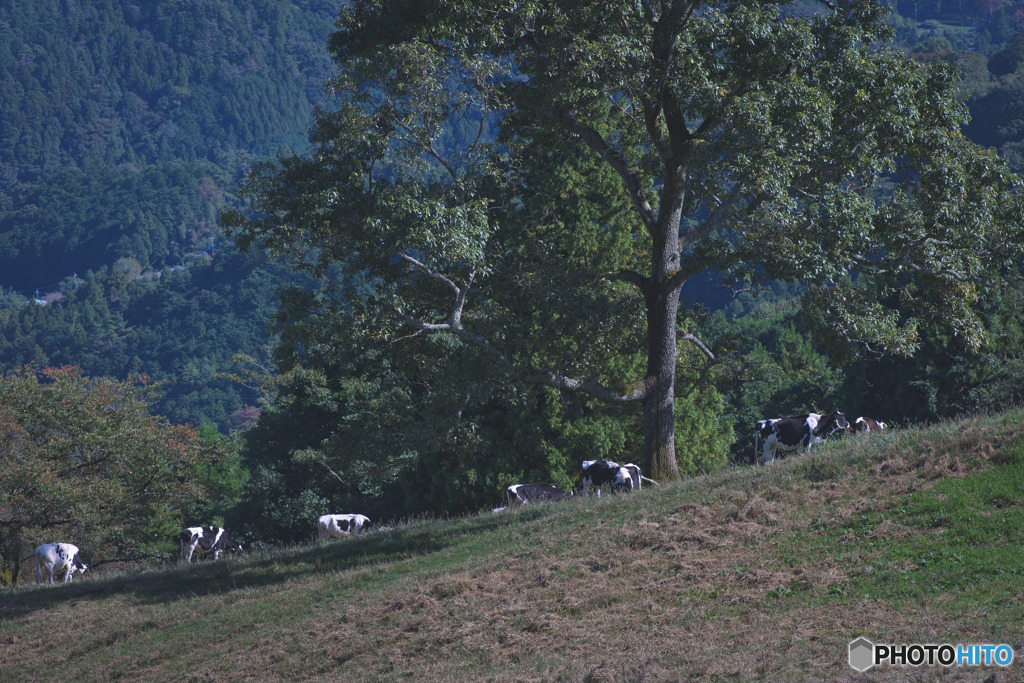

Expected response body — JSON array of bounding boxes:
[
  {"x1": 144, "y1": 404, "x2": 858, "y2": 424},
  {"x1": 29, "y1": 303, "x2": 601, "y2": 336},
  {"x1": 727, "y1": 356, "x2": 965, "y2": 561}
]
[{"x1": 799, "y1": 437, "x2": 1024, "y2": 613}]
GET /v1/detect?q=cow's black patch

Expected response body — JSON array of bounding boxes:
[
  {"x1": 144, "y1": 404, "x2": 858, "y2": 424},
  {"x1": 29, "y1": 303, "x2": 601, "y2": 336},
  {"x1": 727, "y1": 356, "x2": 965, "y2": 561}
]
[{"x1": 508, "y1": 483, "x2": 572, "y2": 505}]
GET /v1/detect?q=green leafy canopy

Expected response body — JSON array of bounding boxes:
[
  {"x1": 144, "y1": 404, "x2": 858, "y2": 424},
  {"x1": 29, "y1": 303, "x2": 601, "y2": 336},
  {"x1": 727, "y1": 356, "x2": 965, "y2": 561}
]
[{"x1": 224, "y1": 0, "x2": 1024, "y2": 481}]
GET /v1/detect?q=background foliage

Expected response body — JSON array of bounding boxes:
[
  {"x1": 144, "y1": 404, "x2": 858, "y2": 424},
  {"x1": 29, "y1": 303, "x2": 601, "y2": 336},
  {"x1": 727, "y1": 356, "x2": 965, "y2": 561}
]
[{"x1": 0, "y1": 0, "x2": 335, "y2": 288}]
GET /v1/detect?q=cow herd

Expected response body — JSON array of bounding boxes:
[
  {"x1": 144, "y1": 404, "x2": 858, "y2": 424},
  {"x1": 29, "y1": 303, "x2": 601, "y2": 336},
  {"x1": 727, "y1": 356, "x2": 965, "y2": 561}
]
[
  {"x1": 499, "y1": 458, "x2": 652, "y2": 512},
  {"x1": 31, "y1": 512, "x2": 373, "y2": 585},
  {"x1": 756, "y1": 411, "x2": 887, "y2": 465},
  {"x1": 32, "y1": 414, "x2": 887, "y2": 585}
]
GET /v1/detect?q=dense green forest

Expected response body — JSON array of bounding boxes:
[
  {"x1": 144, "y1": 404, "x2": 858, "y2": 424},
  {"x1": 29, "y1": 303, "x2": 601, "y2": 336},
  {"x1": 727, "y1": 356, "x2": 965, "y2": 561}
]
[
  {"x1": 0, "y1": 0, "x2": 336, "y2": 429},
  {"x1": 0, "y1": 245, "x2": 291, "y2": 429},
  {"x1": 3, "y1": 0, "x2": 1024, "y2": 580},
  {"x1": 0, "y1": 0, "x2": 335, "y2": 288}
]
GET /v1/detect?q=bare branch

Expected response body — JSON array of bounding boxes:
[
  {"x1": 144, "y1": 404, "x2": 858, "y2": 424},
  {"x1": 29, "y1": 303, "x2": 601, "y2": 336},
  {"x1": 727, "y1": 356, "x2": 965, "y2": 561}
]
[
  {"x1": 680, "y1": 331, "x2": 715, "y2": 361},
  {"x1": 310, "y1": 457, "x2": 348, "y2": 487},
  {"x1": 400, "y1": 253, "x2": 461, "y2": 296},
  {"x1": 519, "y1": 369, "x2": 650, "y2": 403},
  {"x1": 397, "y1": 303, "x2": 650, "y2": 403},
  {"x1": 601, "y1": 268, "x2": 649, "y2": 292},
  {"x1": 397, "y1": 252, "x2": 651, "y2": 404}
]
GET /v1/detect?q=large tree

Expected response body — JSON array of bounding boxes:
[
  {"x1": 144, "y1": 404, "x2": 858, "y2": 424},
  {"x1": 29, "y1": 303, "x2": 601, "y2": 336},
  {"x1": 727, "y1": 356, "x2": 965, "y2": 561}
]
[{"x1": 225, "y1": 0, "x2": 1023, "y2": 480}]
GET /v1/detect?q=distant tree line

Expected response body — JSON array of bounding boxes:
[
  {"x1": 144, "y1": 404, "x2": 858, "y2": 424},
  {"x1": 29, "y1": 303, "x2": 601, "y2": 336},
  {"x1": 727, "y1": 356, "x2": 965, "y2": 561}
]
[{"x1": 0, "y1": 245, "x2": 291, "y2": 432}]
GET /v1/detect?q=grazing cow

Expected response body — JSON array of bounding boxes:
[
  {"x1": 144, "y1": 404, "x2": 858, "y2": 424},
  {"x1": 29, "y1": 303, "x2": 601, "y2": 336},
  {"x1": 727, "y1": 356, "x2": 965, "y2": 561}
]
[
  {"x1": 757, "y1": 410, "x2": 850, "y2": 465},
  {"x1": 581, "y1": 460, "x2": 639, "y2": 497},
  {"x1": 506, "y1": 483, "x2": 573, "y2": 507},
  {"x1": 180, "y1": 526, "x2": 243, "y2": 562},
  {"x1": 620, "y1": 463, "x2": 645, "y2": 491},
  {"x1": 318, "y1": 514, "x2": 372, "y2": 540},
  {"x1": 34, "y1": 543, "x2": 87, "y2": 585},
  {"x1": 852, "y1": 416, "x2": 887, "y2": 434}
]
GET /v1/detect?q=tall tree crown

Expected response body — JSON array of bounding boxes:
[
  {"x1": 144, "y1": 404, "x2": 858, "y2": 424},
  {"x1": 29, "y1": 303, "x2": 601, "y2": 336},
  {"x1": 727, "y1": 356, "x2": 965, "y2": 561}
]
[{"x1": 225, "y1": 0, "x2": 1024, "y2": 480}]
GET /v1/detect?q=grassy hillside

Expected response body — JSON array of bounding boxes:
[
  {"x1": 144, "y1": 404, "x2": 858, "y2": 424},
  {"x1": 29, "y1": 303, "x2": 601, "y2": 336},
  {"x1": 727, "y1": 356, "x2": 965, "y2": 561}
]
[{"x1": 3, "y1": 412, "x2": 1024, "y2": 680}]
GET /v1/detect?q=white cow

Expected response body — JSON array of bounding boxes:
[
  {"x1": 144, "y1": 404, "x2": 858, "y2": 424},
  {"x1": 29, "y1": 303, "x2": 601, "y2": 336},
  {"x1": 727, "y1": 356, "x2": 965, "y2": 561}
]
[
  {"x1": 318, "y1": 514, "x2": 372, "y2": 540},
  {"x1": 35, "y1": 543, "x2": 88, "y2": 585}
]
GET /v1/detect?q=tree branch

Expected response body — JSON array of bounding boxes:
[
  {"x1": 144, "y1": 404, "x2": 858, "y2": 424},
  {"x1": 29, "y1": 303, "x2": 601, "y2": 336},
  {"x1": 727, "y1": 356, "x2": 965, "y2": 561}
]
[
  {"x1": 678, "y1": 187, "x2": 743, "y2": 250},
  {"x1": 519, "y1": 369, "x2": 650, "y2": 403},
  {"x1": 850, "y1": 253, "x2": 985, "y2": 284},
  {"x1": 310, "y1": 457, "x2": 348, "y2": 487},
  {"x1": 400, "y1": 253, "x2": 461, "y2": 296},
  {"x1": 680, "y1": 331, "x2": 715, "y2": 361},
  {"x1": 601, "y1": 268, "x2": 649, "y2": 292},
  {"x1": 552, "y1": 108, "x2": 658, "y2": 232}
]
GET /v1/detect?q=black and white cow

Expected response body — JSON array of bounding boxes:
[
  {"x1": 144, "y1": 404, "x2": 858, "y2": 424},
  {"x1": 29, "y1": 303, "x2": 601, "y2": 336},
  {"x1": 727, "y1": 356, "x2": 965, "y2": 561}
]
[
  {"x1": 581, "y1": 460, "x2": 640, "y2": 497},
  {"x1": 180, "y1": 526, "x2": 243, "y2": 562},
  {"x1": 757, "y1": 410, "x2": 850, "y2": 465},
  {"x1": 34, "y1": 542, "x2": 88, "y2": 585},
  {"x1": 318, "y1": 514, "x2": 372, "y2": 540},
  {"x1": 506, "y1": 483, "x2": 573, "y2": 507},
  {"x1": 852, "y1": 416, "x2": 887, "y2": 434}
]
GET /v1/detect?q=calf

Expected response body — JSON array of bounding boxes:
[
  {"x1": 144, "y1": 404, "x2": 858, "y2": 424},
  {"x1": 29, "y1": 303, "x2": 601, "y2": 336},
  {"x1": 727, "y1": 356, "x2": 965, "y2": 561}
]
[
  {"x1": 180, "y1": 526, "x2": 243, "y2": 562},
  {"x1": 506, "y1": 483, "x2": 573, "y2": 507},
  {"x1": 34, "y1": 543, "x2": 87, "y2": 585},
  {"x1": 757, "y1": 410, "x2": 849, "y2": 465},
  {"x1": 852, "y1": 416, "x2": 887, "y2": 434},
  {"x1": 318, "y1": 514, "x2": 372, "y2": 540},
  {"x1": 581, "y1": 460, "x2": 638, "y2": 497}
]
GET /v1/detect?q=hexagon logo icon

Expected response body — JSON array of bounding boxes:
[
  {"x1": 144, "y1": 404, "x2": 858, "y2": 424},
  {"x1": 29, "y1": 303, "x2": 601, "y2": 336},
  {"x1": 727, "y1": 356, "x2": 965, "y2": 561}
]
[{"x1": 849, "y1": 637, "x2": 875, "y2": 672}]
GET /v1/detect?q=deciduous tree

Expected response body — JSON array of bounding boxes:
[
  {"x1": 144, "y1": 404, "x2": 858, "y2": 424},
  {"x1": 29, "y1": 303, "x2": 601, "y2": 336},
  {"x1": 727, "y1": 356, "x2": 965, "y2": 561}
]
[
  {"x1": 0, "y1": 366, "x2": 223, "y2": 584},
  {"x1": 225, "y1": 0, "x2": 1023, "y2": 480}
]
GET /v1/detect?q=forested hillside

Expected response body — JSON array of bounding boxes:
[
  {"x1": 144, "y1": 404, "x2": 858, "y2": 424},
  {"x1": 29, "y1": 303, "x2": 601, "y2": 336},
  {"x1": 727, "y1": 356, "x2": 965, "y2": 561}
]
[
  {"x1": 0, "y1": 0, "x2": 336, "y2": 429},
  {"x1": 0, "y1": 0, "x2": 335, "y2": 288},
  {"x1": 0, "y1": 245, "x2": 293, "y2": 429}
]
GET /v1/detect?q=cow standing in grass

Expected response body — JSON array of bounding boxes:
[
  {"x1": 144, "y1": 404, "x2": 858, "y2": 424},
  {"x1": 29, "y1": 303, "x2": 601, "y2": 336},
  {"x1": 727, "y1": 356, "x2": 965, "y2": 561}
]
[
  {"x1": 582, "y1": 460, "x2": 640, "y2": 497},
  {"x1": 35, "y1": 543, "x2": 87, "y2": 584},
  {"x1": 757, "y1": 411, "x2": 849, "y2": 465},
  {"x1": 180, "y1": 526, "x2": 243, "y2": 562},
  {"x1": 318, "y1": 514, "x2": 372, "y2": 540}
]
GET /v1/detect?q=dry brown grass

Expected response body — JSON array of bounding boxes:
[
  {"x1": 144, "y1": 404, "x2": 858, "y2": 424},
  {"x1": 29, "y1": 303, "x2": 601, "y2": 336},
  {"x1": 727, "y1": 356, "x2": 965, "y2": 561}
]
[{"x1": 3, "y1": 412, "x2": 1024, "y2": 681}]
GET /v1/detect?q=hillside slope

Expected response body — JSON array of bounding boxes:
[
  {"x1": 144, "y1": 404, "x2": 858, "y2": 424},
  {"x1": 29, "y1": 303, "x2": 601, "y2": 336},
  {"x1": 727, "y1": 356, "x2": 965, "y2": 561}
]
[{"x1": 2, "y1": 412, "x2": 1023, "y2": 680}]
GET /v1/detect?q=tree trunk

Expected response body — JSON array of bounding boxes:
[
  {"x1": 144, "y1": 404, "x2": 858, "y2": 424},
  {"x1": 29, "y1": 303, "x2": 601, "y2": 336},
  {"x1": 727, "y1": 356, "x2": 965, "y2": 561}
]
[
  {"x1": 642, "y1": 275, "x2": 682, "y2": 481},
  {"x1": 0, "y1": 528, "x2": 23, "y2": 586},
  {"x1": 640, "y1": 158, "x2": 686, "y2": 481}
]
